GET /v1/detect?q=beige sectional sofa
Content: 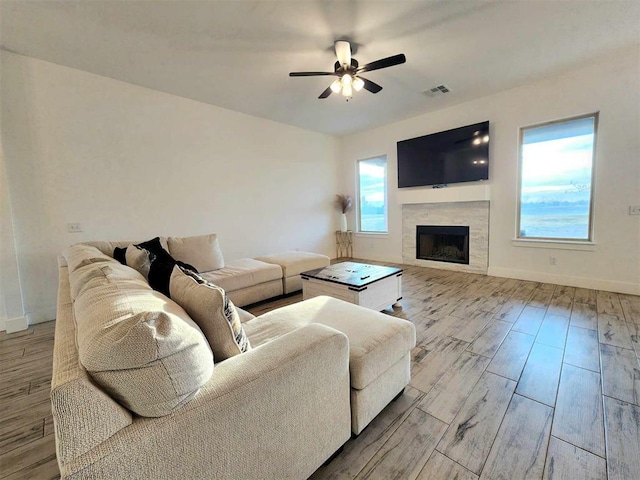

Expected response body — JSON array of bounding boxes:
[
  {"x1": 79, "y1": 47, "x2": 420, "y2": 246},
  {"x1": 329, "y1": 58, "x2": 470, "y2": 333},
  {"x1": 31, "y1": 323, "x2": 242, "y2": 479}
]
[
  {"x1": 85, "y1": 234, "x2": 329, "y2": 307},
  {"x1": 51, "y1": 238, "x2": 415, "y2": 479}
]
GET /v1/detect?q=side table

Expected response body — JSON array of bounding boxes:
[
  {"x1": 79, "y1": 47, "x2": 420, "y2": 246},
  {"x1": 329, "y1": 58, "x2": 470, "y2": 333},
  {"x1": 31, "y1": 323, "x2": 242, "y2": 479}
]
[{"x1": 335, "y1": 231, "x2": 353, "y2": 258}]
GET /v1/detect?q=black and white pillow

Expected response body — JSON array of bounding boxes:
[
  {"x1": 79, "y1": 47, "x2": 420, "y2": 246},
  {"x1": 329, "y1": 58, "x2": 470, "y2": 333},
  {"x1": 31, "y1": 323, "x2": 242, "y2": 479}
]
[
  {"x1": 114, "y1": 237, "x2": 197, "y2": 296},
  {"x1": 113, "y1": 246, "x2": 127, "y2": 265},
  {"x1": 125, "y1": 245, "x2": 153, "y2": 280},
  {"x1": 169, "y1": 265, "x2": 251, "y2": 361}
]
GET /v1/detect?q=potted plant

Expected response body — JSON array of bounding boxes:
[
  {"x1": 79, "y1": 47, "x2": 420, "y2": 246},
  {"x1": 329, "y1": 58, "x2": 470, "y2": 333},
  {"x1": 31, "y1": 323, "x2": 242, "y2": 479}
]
[{"x1": 335, "y1": 194, "x2": 353, "y2": 232}]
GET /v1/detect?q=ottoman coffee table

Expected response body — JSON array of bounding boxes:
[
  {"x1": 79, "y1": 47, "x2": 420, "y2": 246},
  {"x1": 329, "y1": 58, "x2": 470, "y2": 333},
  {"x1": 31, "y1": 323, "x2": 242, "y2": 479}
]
[{"x1": 301, "y1": 261, "x2": 402, "y2": 311}]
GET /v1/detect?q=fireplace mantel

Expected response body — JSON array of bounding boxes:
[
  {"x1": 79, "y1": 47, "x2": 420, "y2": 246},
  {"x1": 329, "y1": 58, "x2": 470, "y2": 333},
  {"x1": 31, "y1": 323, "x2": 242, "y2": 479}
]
[{"x1": 397, "y1": 184, "x2": 490, "y2": 205}]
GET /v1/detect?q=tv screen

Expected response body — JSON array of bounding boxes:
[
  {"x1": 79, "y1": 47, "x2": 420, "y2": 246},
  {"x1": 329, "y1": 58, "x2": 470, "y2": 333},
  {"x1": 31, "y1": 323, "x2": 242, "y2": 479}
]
[{"x1": 397, "y1": 121, "x2": 490, "y2": 188}]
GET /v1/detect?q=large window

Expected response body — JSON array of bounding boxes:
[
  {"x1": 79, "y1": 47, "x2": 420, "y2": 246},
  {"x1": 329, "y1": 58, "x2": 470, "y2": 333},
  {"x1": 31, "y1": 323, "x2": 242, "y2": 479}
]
[
  {"x1": 358, "y1": 156, "x2": 388, "y2": 233},
  {"x1": 518, "y1": 113, "x2": 597, "y2": 241}
]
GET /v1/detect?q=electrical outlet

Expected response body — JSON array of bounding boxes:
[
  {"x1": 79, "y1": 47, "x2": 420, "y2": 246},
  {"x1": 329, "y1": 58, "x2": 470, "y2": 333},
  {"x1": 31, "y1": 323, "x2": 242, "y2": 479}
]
[
  {"x1": 630, "y1": 206, "x2": 640, "y2": 215},
  {"x1": 67, "y1": 223, "x2": 82, "y2": 233},
  {"x1": 550, "y1": 256, "x2": 557, "y2": 265}
]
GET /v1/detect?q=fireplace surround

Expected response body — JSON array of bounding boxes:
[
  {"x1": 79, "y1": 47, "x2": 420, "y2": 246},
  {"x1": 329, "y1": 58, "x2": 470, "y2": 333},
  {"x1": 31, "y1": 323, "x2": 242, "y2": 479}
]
[{"x1": 402, "y1": 201, "x2": 489, "y2": 274}]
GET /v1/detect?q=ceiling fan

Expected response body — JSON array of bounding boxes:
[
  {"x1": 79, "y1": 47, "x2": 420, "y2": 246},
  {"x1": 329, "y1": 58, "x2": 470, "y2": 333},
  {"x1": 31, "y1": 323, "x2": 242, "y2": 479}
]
[{"x1": 289, "y1": 40, "x2": 406, "y2": 100}]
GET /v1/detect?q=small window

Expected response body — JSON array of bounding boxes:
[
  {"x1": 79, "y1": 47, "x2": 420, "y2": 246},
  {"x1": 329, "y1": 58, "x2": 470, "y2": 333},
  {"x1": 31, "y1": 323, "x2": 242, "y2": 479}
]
[
  {"x1": 518, "y1": 113, "x2": 597, "y2": 241},
  {"x1": 358, "y1": 156, "x2": 388, "y2": 233}
]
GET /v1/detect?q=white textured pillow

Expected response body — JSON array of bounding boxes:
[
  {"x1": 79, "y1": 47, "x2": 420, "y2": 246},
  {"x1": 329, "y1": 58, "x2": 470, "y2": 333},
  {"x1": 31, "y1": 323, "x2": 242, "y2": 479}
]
[
  {"x1": 125, "y1": 244, "x2": 152, "y2": 280},
  {"x1": 72, "y1": 262, "x2": 214, "y2": 417},
  {"x1": 169, "y1": 266, "x2": 250, "y2": 361},
  {"x1": 167, "y1": 234, "x2": 225, "y2": 272}
]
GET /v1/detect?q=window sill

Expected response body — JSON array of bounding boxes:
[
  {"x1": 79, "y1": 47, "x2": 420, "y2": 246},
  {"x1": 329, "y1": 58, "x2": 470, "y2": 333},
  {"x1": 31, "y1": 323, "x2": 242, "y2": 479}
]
[
  {"x1": 355, "y1": 232, "x2": 389, "y2": 238},
  {"x1": 511, "y1": 238, "x2": 596, "y2": 251}
]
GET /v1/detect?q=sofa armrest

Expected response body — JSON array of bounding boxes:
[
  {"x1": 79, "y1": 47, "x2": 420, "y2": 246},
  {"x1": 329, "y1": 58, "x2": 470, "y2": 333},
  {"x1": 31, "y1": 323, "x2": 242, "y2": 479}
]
[
  {"x1": 60, "y1": 323, "x2": 351, "y2": 480},
  {"x1": 52, "y1": 265, "x2": 133, "y2": 468}
]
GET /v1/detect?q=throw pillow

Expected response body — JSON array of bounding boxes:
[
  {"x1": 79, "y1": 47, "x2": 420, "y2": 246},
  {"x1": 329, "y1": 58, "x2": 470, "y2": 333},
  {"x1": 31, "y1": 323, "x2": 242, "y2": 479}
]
[
  {"x1": 72, "y1": 262, "x2": 214, "y2": 417},
  {"x1": 132, "y1": 237, "x2": 198, "y2": 297},
  {"x1": 125, "y1": 245, "x2": 152, "y2": 280},
  {"x1": 136, "y1": 236, "x2": 173, "y2": 262},
  {"x1": 113, "y1": 246, "x2": 127, "y2": 265},
  {"x1": 169, "y1": 265, "x2": 251, "y2": 361},
  {"x1": 167, "y1": 234, "x2": 225, "y2": 272}
]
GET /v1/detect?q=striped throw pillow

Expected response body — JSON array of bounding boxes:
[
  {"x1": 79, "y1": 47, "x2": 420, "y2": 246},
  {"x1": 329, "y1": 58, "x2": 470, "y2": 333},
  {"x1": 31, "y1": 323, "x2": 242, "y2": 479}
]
[{"x1": 169, "y1": 265, "x2": 251, "y2": 361}]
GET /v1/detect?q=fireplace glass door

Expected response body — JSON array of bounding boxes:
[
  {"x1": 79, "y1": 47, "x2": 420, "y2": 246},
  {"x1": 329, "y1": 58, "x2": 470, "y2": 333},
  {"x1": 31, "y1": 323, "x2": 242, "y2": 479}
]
[{"x1": 416, "y1": 226, "x2": 470, "y2": 265}]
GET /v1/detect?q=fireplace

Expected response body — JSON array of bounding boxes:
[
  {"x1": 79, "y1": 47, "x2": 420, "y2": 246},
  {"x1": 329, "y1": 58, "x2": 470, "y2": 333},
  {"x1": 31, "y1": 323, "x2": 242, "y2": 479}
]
[{"x1": 416, "y1": 225, "x2": 470, "y2": 265}]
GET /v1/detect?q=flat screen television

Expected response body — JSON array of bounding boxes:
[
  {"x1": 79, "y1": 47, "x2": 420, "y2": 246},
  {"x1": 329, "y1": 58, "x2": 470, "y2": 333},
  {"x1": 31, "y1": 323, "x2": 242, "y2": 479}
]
[{"x1": 397, "y1": 121, "x2": 490, "y2": 188}]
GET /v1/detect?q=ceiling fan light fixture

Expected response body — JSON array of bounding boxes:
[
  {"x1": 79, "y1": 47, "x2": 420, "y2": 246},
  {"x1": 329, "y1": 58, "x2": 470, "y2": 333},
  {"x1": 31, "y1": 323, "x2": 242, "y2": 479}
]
[
  {"x1": 289, "y1": 40, "x2": 405, "y2": 100},
  {"x1": 340, "y1": 74, "x2": 353, "y2": 97}
]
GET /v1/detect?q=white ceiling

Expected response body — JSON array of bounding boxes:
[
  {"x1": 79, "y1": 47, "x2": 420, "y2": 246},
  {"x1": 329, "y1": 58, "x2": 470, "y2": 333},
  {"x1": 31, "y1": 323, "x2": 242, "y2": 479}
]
[{"x1": 2, "y1": 1, "x2": 639, "y2": 136}]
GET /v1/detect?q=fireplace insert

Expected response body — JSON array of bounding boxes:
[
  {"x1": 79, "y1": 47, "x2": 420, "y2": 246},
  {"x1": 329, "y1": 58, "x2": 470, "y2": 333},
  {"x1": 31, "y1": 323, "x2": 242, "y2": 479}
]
[{"x1": 416, "y1": 225, "x2": 469, "y2": 265}]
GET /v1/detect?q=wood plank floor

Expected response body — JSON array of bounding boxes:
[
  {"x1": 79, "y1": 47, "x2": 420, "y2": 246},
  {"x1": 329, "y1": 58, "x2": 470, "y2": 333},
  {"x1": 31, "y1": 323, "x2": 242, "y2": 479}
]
[
  {"x1": 0, "y1": 321, "x2": 58, "y2": 480},
  {"x1": 1, "y1": 260, "x2": 639, "y2": 479}
]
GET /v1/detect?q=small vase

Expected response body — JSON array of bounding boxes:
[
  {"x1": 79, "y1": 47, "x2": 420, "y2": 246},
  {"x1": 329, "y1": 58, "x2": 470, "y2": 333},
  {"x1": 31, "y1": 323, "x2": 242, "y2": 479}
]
[{"x1": 340, "y1": 213, "x2": 348, "y2": 232}]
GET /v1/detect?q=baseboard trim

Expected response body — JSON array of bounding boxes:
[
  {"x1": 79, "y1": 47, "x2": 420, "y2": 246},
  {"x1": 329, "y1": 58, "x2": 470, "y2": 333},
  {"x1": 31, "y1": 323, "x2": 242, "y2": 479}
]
[
  {"x1": 6, "y1": 316, "x2": 28, "y2": 333},
  {"x1": 26, "y1": 308, "x2": 57, "y2": 326},
  {"x1": 488, "y1": 267, "x2": 640, "y2": 295}
]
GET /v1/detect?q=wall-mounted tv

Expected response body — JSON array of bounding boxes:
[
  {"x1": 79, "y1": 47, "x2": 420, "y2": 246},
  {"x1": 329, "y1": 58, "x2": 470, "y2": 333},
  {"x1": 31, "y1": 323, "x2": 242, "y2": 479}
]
[{"x1": 397, "y1": 121, "x2": 490, "y2": 188}]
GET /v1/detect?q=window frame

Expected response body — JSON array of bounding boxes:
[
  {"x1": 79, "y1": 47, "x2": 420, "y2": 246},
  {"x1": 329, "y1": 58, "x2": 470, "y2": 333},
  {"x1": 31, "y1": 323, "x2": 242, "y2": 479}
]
[
  {"x1": 357, "y1": 155, "x2": 389, "y2": 234},
  {"x1": 516, "y1": 112, "x2": 599, "y2": 243}
]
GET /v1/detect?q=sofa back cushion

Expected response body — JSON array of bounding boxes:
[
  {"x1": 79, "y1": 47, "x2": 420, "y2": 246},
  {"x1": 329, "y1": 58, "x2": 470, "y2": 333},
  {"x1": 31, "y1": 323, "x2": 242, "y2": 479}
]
[
  {"x1": 63, "y1": 244, "x2": 114, "y2": 273},
  {"x1": 67, "y1": 247, "x2": 214, "y2": 417},
  {"x1": 168, "y1": 234, "x2": 225, "y2": 272},
  {"x1": 83, "y1": 237, "x2": 169, "y2": 258},
  {"x1": 169, "y1": 266, "x2": 250, "y2": 361}
]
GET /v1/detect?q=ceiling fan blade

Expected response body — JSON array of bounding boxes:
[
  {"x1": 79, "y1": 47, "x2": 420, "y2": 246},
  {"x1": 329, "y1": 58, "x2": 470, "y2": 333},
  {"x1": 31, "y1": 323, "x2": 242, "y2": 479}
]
[
  {"x1": 335, "y1": 40, "x2": 351, "y2": 67},
  {"x1": 318, "y1": 86, "x2": 333, "y2": 99},
  {"x1": 360, "y1": 77, "x2": 383, "y2": 94},
  {"x1": 357, "y1": 54, "x2": 406, "y2": 73},
  {"x1": 289, "y1": 71, "x2": 336, "y2": 77}
]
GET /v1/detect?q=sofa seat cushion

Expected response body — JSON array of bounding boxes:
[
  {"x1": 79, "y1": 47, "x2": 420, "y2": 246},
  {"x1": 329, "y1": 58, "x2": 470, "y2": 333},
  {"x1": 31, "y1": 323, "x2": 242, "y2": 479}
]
[
  {"x1": 170, "y1": 266, "x2": 251, "y2": 361},
  {"x1": 236, "y1": 307, "x2": 256, "y2": 323},
  {"x1": 66, "y1": 246, "x2": 214, "y2": 417},
  {"x1": 168, "y1": 234, "x2": 225, "y2": 272},
  {"x1": 200, "y1": 258, "x2": 282, "y2": 293},
  {"x1": 244, "y1": 296, "x2": 415, "y2": 390},
  {"x1": 254, "y1": 251, "x2": 330, "y2": 278}
]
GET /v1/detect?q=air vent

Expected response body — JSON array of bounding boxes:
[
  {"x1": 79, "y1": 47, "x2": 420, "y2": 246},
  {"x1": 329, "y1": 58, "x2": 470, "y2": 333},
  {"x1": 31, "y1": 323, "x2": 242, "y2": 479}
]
[{"x1": 422, "y1": 85, "x2": 451, "y2": 98}]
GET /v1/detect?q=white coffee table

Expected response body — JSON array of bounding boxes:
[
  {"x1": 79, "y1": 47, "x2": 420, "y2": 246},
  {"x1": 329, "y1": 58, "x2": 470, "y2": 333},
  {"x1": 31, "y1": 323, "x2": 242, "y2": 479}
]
[{"x1": 301, "y1": 261, "x2": 403, "y2": 311}]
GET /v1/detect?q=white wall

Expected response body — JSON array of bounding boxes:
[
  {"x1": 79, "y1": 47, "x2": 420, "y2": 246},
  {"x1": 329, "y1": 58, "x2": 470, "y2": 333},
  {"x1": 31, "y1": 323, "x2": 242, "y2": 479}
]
[
  {"x1": 340, "y1": 46, "x2": 640, "y2": 295},
  {"x1": 1, "y1": 52, "x2": 340, "y2": 324},
  {"x1": 0, "y1": 140, "x2": 27, "y2": 332},
  {"x1": 0, "y1": 62, "x2": 27, "y2": 332}
]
